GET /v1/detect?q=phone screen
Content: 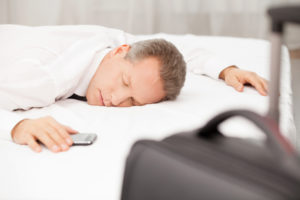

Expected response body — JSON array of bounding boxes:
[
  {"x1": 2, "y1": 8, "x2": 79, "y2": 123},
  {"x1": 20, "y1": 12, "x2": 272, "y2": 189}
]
[{"x1": 71, "y1": 133, "x2": 97, "y2": 145}]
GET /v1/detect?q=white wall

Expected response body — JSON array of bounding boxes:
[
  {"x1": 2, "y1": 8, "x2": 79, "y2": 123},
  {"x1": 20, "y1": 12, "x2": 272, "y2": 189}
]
[{"x1": 0, "y1": 0, "x2": 300, "y2": 47}]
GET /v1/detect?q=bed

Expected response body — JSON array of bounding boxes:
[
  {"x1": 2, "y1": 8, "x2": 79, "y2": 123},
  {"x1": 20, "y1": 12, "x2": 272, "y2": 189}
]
[{"x1": 0, "y1": 25, "x2": 296, "y2": 200}]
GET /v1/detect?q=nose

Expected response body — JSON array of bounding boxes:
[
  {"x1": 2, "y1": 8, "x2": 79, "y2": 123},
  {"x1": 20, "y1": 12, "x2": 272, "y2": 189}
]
[{"x1": 111, "y1": 89, "x2": 132, "y2": 107}]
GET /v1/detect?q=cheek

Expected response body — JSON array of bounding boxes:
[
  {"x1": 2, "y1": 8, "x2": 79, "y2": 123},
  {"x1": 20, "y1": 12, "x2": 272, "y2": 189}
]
[
  {"x1": 88, "y1": 63, "x2": 124, "y2": 99},
  {"x1": 86, "y1": 74, "x2": 102, "y2": 102},
  {"x1": 91, "y1": 68, "x2": 109, "y2": 89},
  {"x1": 106, "y1": 67, "x2": 125, "y2": 88}
]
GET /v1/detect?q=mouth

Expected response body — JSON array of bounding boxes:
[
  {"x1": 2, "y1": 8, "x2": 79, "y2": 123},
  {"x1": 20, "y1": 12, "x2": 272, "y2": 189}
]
[{"x1": 98, "y1": 90, "x2": 105, "y2": 106}]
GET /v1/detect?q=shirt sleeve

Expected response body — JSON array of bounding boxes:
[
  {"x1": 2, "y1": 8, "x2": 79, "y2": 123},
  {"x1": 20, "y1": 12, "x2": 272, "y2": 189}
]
[
  {"x1": 182, "y1": 47, "x2": 235, "y2": 80},
  {"x1": 0, "y1": 59, "x2": 57, "y2": 140},
  {"x1": 0, "y1": 109, "x2": 25, "y2": 141},
  {"x1": 0, "y1": 59, "x2": 57, "y2": 111}
]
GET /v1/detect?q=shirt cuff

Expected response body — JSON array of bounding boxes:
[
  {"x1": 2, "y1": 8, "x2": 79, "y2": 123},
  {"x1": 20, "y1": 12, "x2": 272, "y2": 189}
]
[
  {"x1": 201, "y1": 58, "x2": 235, "y2": 80},
  {"x1": 0, "y1": 109, "x2": 25, "y2": 141}
]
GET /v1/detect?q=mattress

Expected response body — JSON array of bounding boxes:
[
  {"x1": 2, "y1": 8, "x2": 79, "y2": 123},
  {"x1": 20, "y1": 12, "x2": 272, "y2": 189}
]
[{"x1": 0, "y1": 25, "x2": 296, "y2": 200}]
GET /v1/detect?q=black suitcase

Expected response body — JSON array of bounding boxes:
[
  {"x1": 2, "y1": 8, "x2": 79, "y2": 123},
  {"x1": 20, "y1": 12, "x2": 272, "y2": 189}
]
[
  {"x1": 121, "y1": 5, "x2": 300, "y2": 200},
  {"x1": 121, "y1": 110, "x2": 300, "y2": 200}
]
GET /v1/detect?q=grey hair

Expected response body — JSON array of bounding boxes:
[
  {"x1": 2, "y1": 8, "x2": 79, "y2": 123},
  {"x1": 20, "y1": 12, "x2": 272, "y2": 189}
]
[{"x1": 125, "y1": 39, "x2": 186, "y2": 101}]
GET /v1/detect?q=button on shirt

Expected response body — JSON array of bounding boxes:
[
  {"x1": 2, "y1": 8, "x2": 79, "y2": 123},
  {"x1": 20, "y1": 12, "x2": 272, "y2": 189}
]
[{"x1": 0, "y1": 25, "x2": 233, "y2": 141}]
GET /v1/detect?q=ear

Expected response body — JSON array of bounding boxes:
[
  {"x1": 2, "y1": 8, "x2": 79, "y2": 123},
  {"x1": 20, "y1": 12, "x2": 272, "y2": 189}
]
[{"x1": 111, "y1": 44, "x2": 130, "y2": 57}]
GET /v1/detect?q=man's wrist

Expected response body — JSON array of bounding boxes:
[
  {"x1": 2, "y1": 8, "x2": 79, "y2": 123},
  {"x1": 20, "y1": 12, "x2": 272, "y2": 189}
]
[
  {"x1": 219, "y1": 65, "x2": 238, "y2": 80},
  {"x1": 11, "y1": 119, "x2": 28, "y2": 140}
]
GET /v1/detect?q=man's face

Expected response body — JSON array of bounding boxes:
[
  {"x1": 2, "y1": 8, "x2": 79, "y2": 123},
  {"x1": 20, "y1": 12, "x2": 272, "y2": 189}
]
[{"x1": 86, "y1": 45, "x2": 165, "y2": 107}]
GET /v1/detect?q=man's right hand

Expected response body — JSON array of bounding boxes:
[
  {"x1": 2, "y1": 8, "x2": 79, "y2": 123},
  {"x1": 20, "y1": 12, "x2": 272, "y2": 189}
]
[{"x1": 11, "y1": 116, "x2": 78, "y2": 153}]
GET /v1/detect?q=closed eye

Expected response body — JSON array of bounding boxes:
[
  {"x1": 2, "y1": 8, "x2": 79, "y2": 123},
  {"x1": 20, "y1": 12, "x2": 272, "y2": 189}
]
[
  {"x1": 122, "y1": 73, "x2": 129, "y2": 87},
  {"x1": 122, "y1": 73, "x2": 142, "y2": 106}
]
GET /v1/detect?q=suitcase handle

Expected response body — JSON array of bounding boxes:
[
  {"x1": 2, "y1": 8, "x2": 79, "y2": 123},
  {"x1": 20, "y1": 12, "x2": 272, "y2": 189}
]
[
  {"x1": 266, "y1": 5, "x2": 300, "y2": 123},
  {"x1": 198, "y1": 109, "x2": 295, "y2": 157},
  {"x1": 268, "y1": 5, "x2": 300, "y2": 33}
]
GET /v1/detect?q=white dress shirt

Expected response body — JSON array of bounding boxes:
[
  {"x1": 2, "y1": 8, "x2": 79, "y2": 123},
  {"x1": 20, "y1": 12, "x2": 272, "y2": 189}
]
[{"x1": 0, "y1": 25, "x2": 233, "y2": 140}]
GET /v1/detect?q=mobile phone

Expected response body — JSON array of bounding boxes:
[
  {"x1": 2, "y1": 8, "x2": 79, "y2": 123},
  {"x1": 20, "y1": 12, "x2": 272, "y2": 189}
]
[{"x1": 71, "y1": 133, "x2": 97, "y2": 145}]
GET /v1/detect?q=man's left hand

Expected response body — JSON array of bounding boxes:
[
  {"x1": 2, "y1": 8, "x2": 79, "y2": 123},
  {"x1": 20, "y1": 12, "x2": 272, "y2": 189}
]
[{"x1": 219, "y1": 65, "x2": 268, "y2": 96}]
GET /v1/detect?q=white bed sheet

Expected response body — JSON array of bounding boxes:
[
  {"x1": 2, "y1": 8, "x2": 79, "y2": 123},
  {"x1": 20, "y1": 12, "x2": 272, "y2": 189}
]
[{"x1": 0, "y1": 27, "x2": 296, "y2": 200}]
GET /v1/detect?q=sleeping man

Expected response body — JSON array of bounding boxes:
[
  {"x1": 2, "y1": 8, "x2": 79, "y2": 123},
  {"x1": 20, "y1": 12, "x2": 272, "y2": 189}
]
[{"x1": 0, "y1": 25, "x2": 268, "y2": 153}]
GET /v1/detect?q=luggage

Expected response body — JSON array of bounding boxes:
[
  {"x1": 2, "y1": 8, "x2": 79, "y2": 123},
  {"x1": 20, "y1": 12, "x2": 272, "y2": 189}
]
[
  {"x1": 121, "y1": 4, "x2": 300, "y2": 200},
  {"x1": 267, "y1": 4, "x2": 300, "y2": 123},
  {"x1": 121, "y1": 110, "x2": 300, "y2": 200}
]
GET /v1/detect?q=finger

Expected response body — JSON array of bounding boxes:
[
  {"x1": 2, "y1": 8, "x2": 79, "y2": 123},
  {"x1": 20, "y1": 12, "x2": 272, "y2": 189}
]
[
  {"x1": 46, "y1": 117, "x2": 78, "y2": 135},
  {"x1": 49, "y1": 121, "x2": 76, "y2": 145},
  {"x1": 261, "y1": 79, "x2": 269, "y2": 94},
  {"x1": 27, "y1": 136, "x2": 42, "y2": 153},
  {"x1": 63, "y1": 126, "x2": 78, "y2": 134},
  {"x1": 44, "y1": 126, "x2": 70, "y2": 151},
  {"x1": 35, "y1": 131, "x2": 61, "y2": 153},
  {"x1": 259, "y1": 80, "x2": 268, "y2": 95},
  {"x1": 56, "y1": 126, "x2": 74, "y2": 146},
  {"x1": 247, "y1": 76, "x2": 267, "y2": 96},
  {"x1": 227, "y1": 77, "x2": 244, "y2": 92}
]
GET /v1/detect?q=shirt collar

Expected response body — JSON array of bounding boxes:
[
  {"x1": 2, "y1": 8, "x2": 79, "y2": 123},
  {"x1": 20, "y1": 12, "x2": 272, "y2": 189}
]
[{"x1": 74, "y1": 48, "x2": 112, "y2": 96}]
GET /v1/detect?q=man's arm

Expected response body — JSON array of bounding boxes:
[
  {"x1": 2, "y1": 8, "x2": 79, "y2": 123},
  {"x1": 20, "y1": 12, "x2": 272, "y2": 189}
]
[
  {"x1": 1, "y1": 26, "x2": 117, "y2": 153},
  {"x1": 0, "y1": 61, "x2": 77, "y2": 153},
  {"x1": 179, "y1": 47, "x2": 268, "y2": 96},
  {"x1": 219, "y1": 65, "x2": 268, "y2": 96},
  {"x1": 11, "y1": 116, "x2": 78, "y2": 153},
  {"x1": 0, "y1": 108, "x2": 77, "y2": 153}
]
